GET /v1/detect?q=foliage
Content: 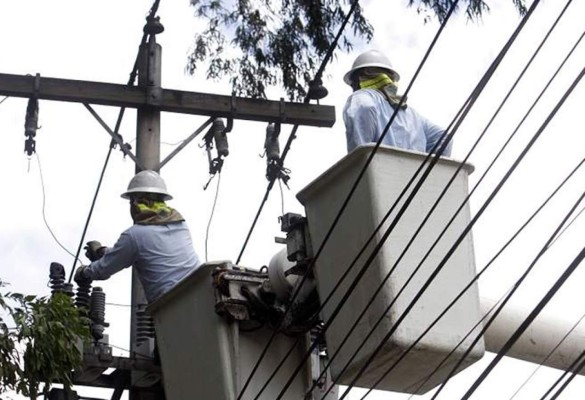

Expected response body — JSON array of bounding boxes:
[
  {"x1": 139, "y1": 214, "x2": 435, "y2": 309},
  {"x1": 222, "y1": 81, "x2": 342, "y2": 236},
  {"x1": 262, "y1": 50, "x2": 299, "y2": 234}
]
[
  {"x1": 0, "y1": 282, "x2": 90, "y2": 399},
  {"x1": 186, "y1": 0, "x2": 527, "y2": 101}
]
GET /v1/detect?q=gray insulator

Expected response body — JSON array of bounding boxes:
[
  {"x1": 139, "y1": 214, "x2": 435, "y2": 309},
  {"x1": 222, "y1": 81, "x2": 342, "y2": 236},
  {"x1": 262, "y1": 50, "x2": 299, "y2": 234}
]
[
  {"x1": 90, "y1": 287, "x2": 106, "y2": 341},
  {"x1": 62, "y1": 283, "x2": 75, "y2": 298},
  {"x1": 265, "y1": 123, "x2": 280, "y2": 161},
  {"x1": 212, "y1": 118, "x2": 229, "y2": 157},
  {"x1": 75, "y1": 282, "x2": 92, "y2": 314},
  {"x1": 49, "y1": 262, "x2": 66, "y2": 296}
]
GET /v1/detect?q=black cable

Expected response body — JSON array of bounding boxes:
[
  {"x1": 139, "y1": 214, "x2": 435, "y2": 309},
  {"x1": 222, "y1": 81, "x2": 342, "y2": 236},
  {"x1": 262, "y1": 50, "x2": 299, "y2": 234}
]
[
  {"x1": 235, "y1": 1, "x2": 368, "y2": 397},
  {"x1": 235, "y1": 0, "x2": 362, "y2": 266},
  {"x1": 252, "y1": 2, "x2": 464, "y2": 397},
  {"x1": 68, "y1": 141, "x2": 116, "y2": 283},
  {"x1": 342, "y1": 33, "x2": 585, "y2": 400},
  {"x1": 549, "y1": 355, "x2": 585, "y2": 399},
  {"x1": 399, "y1": 157, "x2": 585, "y2": 399},
  {"x1": 522, "y1": 321, "x2": 585, "y2": 399},
  {"x1": 326, "y1": 11, "x2": 584, "y2": 397},
  {"x1": 313, "y1": 2, "x2": 543, "y2": 398},
  {"x1": 428, "y1": 64, "x2": 585, "y2": 400},
  {"x1": 314, "y1": 2, "x2": 577, "y2": 395},
  {"x1": 67, "y1": 0, "x2": 163, "y2": 283},
  {"x1": 461, "y1": 245, "x2": 585, "y2": 399},
  {"x1": 540, "y1": 349, "x2": 585, "y2": 400}
]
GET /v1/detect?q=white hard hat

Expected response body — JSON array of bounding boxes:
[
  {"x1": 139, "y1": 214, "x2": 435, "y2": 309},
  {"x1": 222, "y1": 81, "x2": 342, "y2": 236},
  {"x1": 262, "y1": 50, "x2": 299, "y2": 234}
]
[
  {"x1": 343, "y1": 49, "x2": 400, "y2": 86},
  {"x1": 121, "y1": 170, "x2": 173, "y2": 200}
]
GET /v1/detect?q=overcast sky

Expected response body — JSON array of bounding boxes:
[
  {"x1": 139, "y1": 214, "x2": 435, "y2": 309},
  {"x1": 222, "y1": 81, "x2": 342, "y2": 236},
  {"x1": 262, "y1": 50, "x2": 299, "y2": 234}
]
[{"x1": 1, "y1": 0, "x2": 585, "y2": 399}]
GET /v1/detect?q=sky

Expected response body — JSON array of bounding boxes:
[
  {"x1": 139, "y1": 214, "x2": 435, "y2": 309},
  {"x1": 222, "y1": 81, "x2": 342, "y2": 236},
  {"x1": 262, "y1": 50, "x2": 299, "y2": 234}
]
[{"x1": 1, "y1": 0, "x2": 585, "y2": 399}]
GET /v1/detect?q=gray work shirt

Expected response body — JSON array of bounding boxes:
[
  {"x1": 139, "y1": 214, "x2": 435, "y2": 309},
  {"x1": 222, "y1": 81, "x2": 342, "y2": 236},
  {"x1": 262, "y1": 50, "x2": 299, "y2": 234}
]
[
  {"x1": 343, "y1": 89, "x2": 452, "y2": 155},
  {"x1": 85, "y1": 222, "x2": 201, "y2": 303}
]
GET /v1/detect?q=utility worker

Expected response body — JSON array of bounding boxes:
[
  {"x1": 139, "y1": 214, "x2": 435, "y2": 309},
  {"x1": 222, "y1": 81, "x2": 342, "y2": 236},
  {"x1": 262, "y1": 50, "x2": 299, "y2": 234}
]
[
  {"x1": 74, "y1": 170, "x2": 202, "y2": 303},
  {"x1": 343, "y1": 49, "x2": 452, "y2": 156}
]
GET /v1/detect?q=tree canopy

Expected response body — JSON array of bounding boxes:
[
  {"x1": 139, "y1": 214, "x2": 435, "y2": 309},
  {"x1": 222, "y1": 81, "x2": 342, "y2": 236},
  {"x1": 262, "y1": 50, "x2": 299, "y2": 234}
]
[{"x1": 186, "y1": 0, "x2": 527, "y2": 101}]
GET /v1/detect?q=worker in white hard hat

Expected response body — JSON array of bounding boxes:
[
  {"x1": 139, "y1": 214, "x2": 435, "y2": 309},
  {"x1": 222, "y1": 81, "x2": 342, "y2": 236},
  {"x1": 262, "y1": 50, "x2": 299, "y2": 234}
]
[
  {"x1": 74, "y1": 170, "x2": 202, "y2": 303},
  {"x1": 343, "y1": 49, "x2": 452, "y2": 155}
]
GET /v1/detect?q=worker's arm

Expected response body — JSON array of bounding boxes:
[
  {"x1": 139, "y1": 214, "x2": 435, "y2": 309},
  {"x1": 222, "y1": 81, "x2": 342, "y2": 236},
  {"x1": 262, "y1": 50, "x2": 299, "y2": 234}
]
[
  {"x1": 422, "y1": 113, "x2": 452, "y2": 156},
  {"x1": 85, "y1": 230, "x2": 137, "y2": 280},
  {"x1": 343, "y1": 91, "x2": 380, "y2": 152}
]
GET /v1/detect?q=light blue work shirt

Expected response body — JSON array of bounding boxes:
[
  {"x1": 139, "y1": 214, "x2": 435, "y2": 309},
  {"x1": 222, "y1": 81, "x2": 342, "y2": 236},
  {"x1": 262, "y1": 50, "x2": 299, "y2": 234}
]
[
  {"x1": 86, "y1": 222, "x2": 201, "y2": 303},
  {"x1": 343, "y1": 89, "x2": 452, "y2": 155}
]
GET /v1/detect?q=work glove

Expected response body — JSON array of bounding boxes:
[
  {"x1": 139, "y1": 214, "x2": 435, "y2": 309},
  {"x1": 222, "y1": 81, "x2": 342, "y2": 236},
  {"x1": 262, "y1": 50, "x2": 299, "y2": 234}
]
[
  {"x1": 84, "y1": 240, "x2": 107, "y2": 262},
  {"x1": 74, "y1": 265, "x2": 92, "y2": 285}
]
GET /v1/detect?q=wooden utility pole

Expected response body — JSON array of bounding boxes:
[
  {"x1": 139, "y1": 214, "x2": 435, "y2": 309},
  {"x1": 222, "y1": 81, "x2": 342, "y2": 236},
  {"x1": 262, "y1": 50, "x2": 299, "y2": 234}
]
[{"x1": 0, "y1": 16, "x2": 334, "y2": 400}]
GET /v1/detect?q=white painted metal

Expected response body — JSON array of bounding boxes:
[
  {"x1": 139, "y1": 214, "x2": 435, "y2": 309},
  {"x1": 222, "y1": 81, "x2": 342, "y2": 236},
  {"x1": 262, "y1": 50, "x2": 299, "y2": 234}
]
[
  {"x1": 482, "y1": 297, "x2": 585, "y2": 375},
  {"x1": 148, "y1": 262, "x2": 311, "y2": 400},
  {"x1": 297, "y1": 144, "x2": 484, "y2": 394},
  {"x1": 268, "y1": 248, "x2": 299, "y2": 302}
]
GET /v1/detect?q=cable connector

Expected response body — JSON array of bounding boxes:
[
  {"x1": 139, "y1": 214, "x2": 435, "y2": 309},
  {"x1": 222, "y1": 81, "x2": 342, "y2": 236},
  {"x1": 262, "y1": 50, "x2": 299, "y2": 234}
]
[{"x1": 203, "y1": 118, "x2": 230, "y2": 190}]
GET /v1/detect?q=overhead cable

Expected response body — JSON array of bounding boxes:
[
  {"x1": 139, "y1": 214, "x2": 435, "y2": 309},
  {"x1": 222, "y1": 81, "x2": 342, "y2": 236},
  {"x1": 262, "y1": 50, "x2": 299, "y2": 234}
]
[
  {"x1": 327, "y1": 9, "x2": 583, "y2": 397},
  {"x1": 340, "y1": 31, "x2": 585, "y2": 400},
  {"x1": 397, "y1": 157, "x2": 585, "y2": 399},
  {"x1": 235, "y1": 0, "x2": 361, "y2": 266},
  {"x1": 67, "y1": 0, "x2": 163, "y2": 282},
  {"x1": 549, "y1": 355, "x2": 585, "y2": 399},
  {"x1": 260, "y1": 0, "x2": 544, "y2": 393},
  {"x1": 461, "y1": 242, "x2": 585, "y2": 399},
  {"x1": 270, "y1": 0, "x2": 542, "y2": 396},
  {"x1": 235, "y1": 1, "x2": 372, "y2": 397},
  {"x1": 315, "y1": 4, "x2": 577, "y2": 396},
  {"x1": 510, "y1": 310, "x2": 585, "y2": 400},
  {"x1": 250, "y1": 2, "x2": 463, "y2": 398},
  {"x1": 431, "y1": 189, "x2": 585, "y2": 399},
  {"x1": 539, "y1": 348, "x2": 585, "y2": 400}
]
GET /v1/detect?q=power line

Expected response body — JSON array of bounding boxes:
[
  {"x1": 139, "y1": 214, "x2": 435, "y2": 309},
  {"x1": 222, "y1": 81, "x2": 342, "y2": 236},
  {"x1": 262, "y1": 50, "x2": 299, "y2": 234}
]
[
  {"x1": 461, "y1": 243, "x2": 585, "y2": 399},
  {"x1": 510, "y1": 310, "x2": 585, "y2": 399},
  {"x1": 549, "y1": 354, "x2": 585, "y2": 399},
  {"x1": 67, "y1": 0, "x2": 164, "y2": 283},
  {"x1": 235, "y1": 0, "x2": 362, "y2": 265},
  {"x1": 251, "y1": 1, "x2": 464, "y2": 397},
  {"x1": 403, "y1": 164, "x2": 585, "y2": 398},
  {"x1": 324, "y1": 7, "x2": 583, "y2": 396},
  {"x1": 340, "y1": 34, "x2": 583, "y2": 400},
  {"x1": 235, "y1": 1, "x2": 370, "y2": 397},
  {"x1": 540, "y1": 348, "x2": 585, "y2": 399},
  {"x1": 548, "y1": 203, "x2": 585, "y2": 248},
  {"x1": 430, "y1": 192, "x2": 585, "y2": 399},
  {"x1": 429, "y1": 62, "x2": 585, "y2": 400},
  {"x1": 402, "y1": 158, "x2": 585, "y2": 392}
]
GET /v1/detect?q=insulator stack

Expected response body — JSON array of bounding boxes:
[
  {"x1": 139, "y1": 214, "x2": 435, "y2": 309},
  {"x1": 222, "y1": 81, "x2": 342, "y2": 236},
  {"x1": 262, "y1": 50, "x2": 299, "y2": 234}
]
[
  {"x1": 49, "y1": 262, "x2": 66, "y2": 296},
  {"x1": 136, "y1": 306, "x2": 155, "y2": 345},
  {"x1": 62, "y1": 283, "x2": 75, "y2": 298},
  {"x1": 89, "y1": 287, "x2": 107, "y2": 341},
  {"x1": 212, "y1": 118, "x2": 229, "y2": 157},
  {"x1": 265, "y1": 123, "x2": 280, "y2": 161},
  {"x1": 75, "y1": 281, "x2": 92, "y2": 316}
]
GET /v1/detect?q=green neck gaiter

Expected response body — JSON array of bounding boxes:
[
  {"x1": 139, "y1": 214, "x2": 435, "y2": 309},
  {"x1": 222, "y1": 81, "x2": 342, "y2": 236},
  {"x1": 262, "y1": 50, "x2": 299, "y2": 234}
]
[
  {"x1": 359, "y1": 72, "x2": 407, "y2": 109},
  {"x1": 132, "y1": 200, "x2": 185, "y2": 225}
]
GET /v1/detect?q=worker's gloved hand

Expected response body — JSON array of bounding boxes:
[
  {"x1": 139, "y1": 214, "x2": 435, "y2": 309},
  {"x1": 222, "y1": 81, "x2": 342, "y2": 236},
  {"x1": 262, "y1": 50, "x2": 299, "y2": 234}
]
[
  {"x1": 74, "y1": 265, "x2": 92, "y2": 285},
  {"x1": 84, "y1": 240, "x2": 106, "y2": 262}
]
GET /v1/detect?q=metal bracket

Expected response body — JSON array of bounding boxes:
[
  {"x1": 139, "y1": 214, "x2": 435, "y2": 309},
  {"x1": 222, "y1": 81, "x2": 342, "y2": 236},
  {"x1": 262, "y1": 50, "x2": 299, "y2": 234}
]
[{"x1": 145, "y1": 85, "x2": 162, "y2": 107}]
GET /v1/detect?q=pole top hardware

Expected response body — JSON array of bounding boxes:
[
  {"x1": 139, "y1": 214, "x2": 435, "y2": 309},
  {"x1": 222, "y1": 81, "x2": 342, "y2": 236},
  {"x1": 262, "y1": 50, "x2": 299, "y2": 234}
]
[{"x1": 144, "y1": 15, "x2": 164, "y2": 35}]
